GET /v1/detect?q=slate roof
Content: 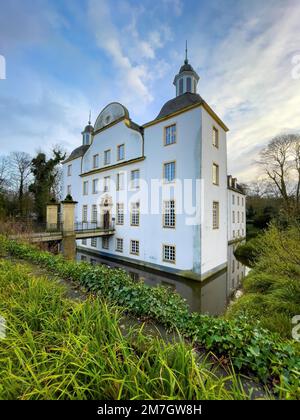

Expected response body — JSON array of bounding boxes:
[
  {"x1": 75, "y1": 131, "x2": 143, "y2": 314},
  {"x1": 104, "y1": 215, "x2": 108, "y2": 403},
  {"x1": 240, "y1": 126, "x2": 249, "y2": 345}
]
[
  {"x1": 156, "y1": 92, "x2": 203, "y2": 120},
  {"x1": 179, "y1": 62, "x2": 195, "y2": 73},
  {"x1": 63, "y1": 145, "x2": 90, "y2": 164},
  {"x1": 83, "y1": 124, "x2": 94, "y2": 133}
]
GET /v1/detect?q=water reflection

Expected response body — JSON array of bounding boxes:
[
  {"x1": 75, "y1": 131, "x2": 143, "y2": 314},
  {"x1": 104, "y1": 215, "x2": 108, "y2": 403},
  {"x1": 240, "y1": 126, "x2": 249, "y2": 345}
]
[{"x1": 77, "y1": 243, "x2": 245, "y2": 316}]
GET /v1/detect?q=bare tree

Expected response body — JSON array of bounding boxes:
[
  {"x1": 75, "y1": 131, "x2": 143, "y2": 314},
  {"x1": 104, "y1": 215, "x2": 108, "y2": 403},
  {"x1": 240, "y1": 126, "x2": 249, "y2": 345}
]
[
  {"x1": 9, "y1": 151, "x2": 32, "y2": 216},
  {"x1": 292, "y1": 138, "x2": 300, "y2": 207},
  {"x1": 259, "y1": 134, "x2": 300, "y2": 214},
  {"x1": 0, "y1": 156, "x2": 9, "y2": 192}
]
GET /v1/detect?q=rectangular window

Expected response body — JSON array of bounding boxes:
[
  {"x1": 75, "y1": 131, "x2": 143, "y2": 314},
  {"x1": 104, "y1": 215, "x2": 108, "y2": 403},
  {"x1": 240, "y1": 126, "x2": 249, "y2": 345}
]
[
  {"x1": 67, "y1": 185, "x2": 71, "y2": 195},
  {"x1": 131, "y1": 169, "x2": 140, "y2": 189},
  {"x1": 116, "y1": 238, "x2": 123, "y2": 253},
  {"x1": 81, "y1": 255, "x2": 87, "y2": 261},
  {"x1": 213, "y1": 127, "x2": 219, "y2": 148},
  {"x1": 130, "y1": 240, "x2": 139, "y2": 255},
  {"x1": 179, "y1": 78, "x2": 183, "y2": 95},
  {"x1": 130, "y1": 202, "x2": 140, "y2": 226},
  {"x1": 237, "y1": 196, "x2": 240, "y2": 206},
  {"x1": 242, "y1": 212, "x2": 244, "y2": 223},
  {"x1": 102, "y1": 237, "x2": 109, "y2": 250},
  {"x1": 242, "y1": 197, "x2": 244, "y2": 206},
  {"x1": 104, "y1": 176, "x2": 110, "y2": 192},
  {"x1": 163, "y1": 245, "x2": 176, "y2": 263},
  {"x1": 186, "y1": 77, "x2": 191, "y2": 92},
  {"x1": 67, "y1": 164, "x2": 72, "y2": 176},
  {"x1": 164, "y1": 161, "x2": 175, "y2": 182},
  {"x1": 91, "y1": 238, "x2": 97, "y2": 247},
  {"x1": 82, "y1": 205, "x2": 88, "y2": 222},
  {"x1": 117, "y1": 144, "x2": 125, "y2": 161},
  {"x1": 93, "y1": 154, "x2": 99, "y2": 169},
  {"x1": 163, "y1": 200, "x2": 175, "y2": 228},
  {"x1": 232, "y1": 210, "x2": 235, "y2": 223},
  {"x1": 212, "y1": 163, "x2": 219, "y2": 185},
  {"x1": 237, "y1": 229, "x2": 240, "y2": 237},
  {"x1": 82, "y1": 239, "x2": 87, "y2": 245},
  {"x1": 92, "y1": 179, "x2": 99, "y2": 194},
  {"x1": 83, "y1": 181, "x2": 88, "y2": 195},
  {"x1": 117, "y1": 172, "x2": 124, "y2": 191},
  {"x1": 212, "y1": 201, "x2": 219, "y2": 229},
  {"x1": 104, "y1": 149, "x2": 111, "y2": 165},
  {"x1": 232, "y1": 194, "x2": 235, "y2": 205},
  {"x1": 116, "y1": 203, "x2": 124, "y2": 225},
  {"x1": 165, "y1": 124, "x2": 176, "y2": 146},
  {"x1": 237, "y1": 211, "x2": 240, "y2": 223},
  {"x1": 232, "y1": 259, "x2": 235, "y2": 273},
  {"x1": 91, "y1": 204, "x2": 97, "y2": 223}
]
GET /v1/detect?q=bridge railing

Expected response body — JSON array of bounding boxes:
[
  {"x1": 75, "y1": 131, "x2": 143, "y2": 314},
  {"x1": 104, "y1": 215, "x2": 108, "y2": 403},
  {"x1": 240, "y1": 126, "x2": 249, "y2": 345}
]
[{"x1": 74, "y1": 221, "x2": 115, "y2": 232}]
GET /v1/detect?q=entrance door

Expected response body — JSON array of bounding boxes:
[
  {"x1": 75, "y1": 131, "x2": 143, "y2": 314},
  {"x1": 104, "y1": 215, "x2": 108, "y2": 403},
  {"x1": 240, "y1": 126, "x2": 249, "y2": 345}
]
[{"x1": 103, "y1": 211, "x2": 110, "y2": 229}]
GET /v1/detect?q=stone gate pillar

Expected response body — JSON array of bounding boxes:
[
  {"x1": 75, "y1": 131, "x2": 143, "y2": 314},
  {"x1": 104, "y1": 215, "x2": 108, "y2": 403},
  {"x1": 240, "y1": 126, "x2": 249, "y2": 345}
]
[
  {"x1": 61, "y1": 199, "x2": 77, "y2": 234},
  {"x1": 46, "y1": 202, "x2": 60, "y2": 230},
  {"x1": 60, "y1": 198, "x2": 78, "y2": 260}
]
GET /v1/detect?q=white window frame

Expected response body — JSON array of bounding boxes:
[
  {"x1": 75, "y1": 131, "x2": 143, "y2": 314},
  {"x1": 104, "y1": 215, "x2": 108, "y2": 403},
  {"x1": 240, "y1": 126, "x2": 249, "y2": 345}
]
[
  {"x1": 116, "y1": 238, "x2": 123, "y2": 253},
  {"x1": 130, "y1": 240, "x2": 139, "y2": 256},
  {"x1": 104, "y1": 149, "x2": 111, "y2": 165},
  {"x1": 163, "y1": 161, "x2": 176, "y2": 183},
  {"x1": 130, "y1": 202, "x2": 140, "y2": 226},
  {"x1": 163, "y1": 244, "x2": 176, "y2": 263},
  {"x1": 117, "y1": 144, "x2": 125, "y2": 161},
  {"x1": 163, "y1": 200, "x2": 175, "y2": 228},
  {"x1": 213, "y1": 201, "x2": 219, "y2": 229}
]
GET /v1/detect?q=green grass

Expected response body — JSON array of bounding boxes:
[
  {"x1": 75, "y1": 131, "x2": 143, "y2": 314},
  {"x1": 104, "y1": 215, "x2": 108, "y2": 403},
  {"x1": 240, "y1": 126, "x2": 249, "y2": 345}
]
[
  {"x1": 229, "y1": 224, "x2": 300, "y2": 339},
  {"x1": 0, "y1": 259, "x2": 261, "y2": 400}
]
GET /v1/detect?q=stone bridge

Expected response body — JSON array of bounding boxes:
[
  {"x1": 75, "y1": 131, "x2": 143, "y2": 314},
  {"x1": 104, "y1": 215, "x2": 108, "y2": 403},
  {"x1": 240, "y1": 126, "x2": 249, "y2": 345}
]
[{"x1": 9, "y1": 199, "x2": 115, "y2": 259}]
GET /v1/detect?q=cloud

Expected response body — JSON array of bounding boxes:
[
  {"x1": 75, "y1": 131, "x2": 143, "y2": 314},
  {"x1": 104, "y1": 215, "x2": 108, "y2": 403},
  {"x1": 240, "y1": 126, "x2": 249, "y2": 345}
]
[
  {"x1": 87, "y1": 0, "x2": 153, "y2": 108},
  {"x1": 190, "y1": 0, "x2": 300, "y2": 182}
]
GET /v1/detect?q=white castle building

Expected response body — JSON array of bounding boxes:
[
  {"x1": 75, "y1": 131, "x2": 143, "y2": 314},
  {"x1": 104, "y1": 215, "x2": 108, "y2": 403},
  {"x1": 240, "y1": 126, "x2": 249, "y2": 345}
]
[{"x1": 62, "y1": 52, "x2": 246, "y2": 286}]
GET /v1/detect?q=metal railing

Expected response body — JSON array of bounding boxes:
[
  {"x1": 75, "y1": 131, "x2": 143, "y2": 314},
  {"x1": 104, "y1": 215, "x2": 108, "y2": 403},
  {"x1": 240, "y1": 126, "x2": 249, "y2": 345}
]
[{"x1": 74, "y1": 221, "x2": 115, "y2": 232}]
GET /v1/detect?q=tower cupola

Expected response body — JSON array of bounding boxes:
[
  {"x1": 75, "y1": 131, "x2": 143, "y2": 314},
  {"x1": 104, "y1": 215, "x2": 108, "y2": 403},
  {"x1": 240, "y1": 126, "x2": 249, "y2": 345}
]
[
  {"x1": 82, "y1": 112, "x2": 94, "y2": 145},
  {"x1": 173, "y1": 42, "x2": 199, "y2": 96}
]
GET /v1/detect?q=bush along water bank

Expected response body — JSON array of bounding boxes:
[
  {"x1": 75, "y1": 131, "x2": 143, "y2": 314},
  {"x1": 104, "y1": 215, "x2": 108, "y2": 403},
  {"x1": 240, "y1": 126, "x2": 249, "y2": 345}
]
[
  {"x1": 229, "y1": 224, "x2": 300, "y2": 339},
  {"x1": 0, "y1": 236, "x2": 299, "y2": 398}
]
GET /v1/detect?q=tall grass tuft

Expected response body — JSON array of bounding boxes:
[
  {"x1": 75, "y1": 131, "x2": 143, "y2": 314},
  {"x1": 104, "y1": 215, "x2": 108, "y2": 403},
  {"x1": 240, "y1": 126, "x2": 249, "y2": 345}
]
[{"x1": 0, "y1": 260, "x2": 259, "y2": 400}]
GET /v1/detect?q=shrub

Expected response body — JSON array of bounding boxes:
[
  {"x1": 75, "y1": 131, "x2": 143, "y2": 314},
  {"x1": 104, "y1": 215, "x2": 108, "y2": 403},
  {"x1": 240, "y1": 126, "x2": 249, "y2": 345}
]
[{"x1": 234, "y1": 236, "x2": 262, "y2": 267}]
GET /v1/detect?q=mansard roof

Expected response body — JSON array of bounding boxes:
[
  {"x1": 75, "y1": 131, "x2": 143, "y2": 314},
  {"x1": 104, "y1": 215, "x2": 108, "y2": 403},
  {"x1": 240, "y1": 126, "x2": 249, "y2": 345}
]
[
  {"x1": 156, "y1": 92, "x2": 203, "y2": 120},
  {"x1": 63, "y1": 145, "x2": 90, "y2": 164}
]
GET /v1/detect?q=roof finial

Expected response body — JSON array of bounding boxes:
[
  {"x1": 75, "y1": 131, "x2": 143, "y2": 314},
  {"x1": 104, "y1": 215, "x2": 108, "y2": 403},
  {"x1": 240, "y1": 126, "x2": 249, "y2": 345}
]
[
  {"x1": 185, "y1": 40, "x2": 188, "y2": 64},
  {"x1": 88, "y1": 110, "x2": 91, "y2": 125}
]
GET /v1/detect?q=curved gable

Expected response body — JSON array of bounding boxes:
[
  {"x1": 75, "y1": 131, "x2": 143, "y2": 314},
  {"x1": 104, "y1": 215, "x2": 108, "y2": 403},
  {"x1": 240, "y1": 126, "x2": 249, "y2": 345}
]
[{"x1": 94, "y1": 102, "x2": 129, "y2": 132}]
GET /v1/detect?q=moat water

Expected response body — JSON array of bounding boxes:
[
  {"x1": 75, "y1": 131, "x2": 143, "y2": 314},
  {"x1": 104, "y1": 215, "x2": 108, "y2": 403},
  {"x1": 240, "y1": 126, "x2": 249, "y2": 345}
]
[{"x1": 76, "y1": 245, "x2": 245, "y2": 315}]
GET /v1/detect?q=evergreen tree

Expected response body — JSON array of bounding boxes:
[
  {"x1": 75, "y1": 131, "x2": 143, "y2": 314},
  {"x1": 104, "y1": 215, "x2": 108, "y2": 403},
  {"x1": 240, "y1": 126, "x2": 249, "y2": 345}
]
[{"x1": 29, "y1": 149, "x2": 65, "y2": 222}]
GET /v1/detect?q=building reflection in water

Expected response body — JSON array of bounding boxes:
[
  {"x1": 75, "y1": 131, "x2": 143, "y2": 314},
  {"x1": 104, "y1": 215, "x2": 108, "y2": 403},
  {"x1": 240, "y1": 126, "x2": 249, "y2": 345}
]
[{"x1": 77, "y1": 243, "x2": 245, "y2": 316}]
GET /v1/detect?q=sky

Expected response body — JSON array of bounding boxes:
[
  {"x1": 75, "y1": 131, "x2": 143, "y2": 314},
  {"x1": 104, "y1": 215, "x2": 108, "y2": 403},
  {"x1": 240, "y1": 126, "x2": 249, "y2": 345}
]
[{"x1": 0, "y1": 0, "x2": 300, "y2": 182}]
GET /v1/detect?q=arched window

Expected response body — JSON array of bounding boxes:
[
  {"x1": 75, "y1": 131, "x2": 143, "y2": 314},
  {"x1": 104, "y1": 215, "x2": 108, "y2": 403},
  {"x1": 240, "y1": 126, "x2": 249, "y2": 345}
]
[
  {"x1": 186, "y1": 77, "x2": 191, "y2": 93},
  {"x1": 179, "y1": 78, "x2": 183, "y2": 95}
]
